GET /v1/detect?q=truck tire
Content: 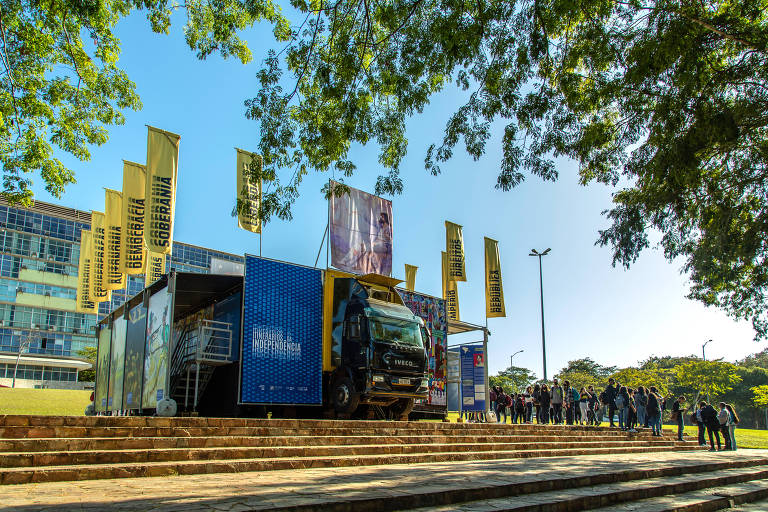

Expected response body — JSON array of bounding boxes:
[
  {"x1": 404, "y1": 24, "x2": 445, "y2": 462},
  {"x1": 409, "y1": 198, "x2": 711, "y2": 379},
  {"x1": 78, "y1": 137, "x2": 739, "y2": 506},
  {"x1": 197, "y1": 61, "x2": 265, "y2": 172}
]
[
  {"x1": 390, "y1": 398, "x2": 414, "y2": 421},
  {"x1": 333, "y1": 377, "x2": 360, "y2": 414}
]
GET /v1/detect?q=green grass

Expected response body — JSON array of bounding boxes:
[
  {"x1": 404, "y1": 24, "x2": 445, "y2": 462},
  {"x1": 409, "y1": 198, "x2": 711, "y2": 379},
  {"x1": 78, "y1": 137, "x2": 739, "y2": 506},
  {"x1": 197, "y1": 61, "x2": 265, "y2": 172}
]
[
  {"x1": 682, "y1": 425, "x2": 768, "y2": 449},
  {"x1": 0, "y1": 388, "x2": 91, "y2": 416}
]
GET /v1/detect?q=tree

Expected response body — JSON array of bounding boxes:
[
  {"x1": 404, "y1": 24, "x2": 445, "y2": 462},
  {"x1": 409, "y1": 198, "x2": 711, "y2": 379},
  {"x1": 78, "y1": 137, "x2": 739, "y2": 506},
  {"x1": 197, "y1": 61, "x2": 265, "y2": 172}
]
[
  {"x1": 675, "y1": 360, "x2": 742, "y2": 400},
  {"x1": 739, "y1": 349, "x2": 768, "y2": 369},
  {"x1": 609, "y1": 368, "x2": 670, "y2": 397},
  {"x1": 751, "y1": 385, "x2": 768, "y2": 408},
  {"x1": 490, "y1": 365, "x2": 536, "y2": 394},
  {"x1": 557, "y1": 358, "x2": 617, "y2": 379},
  {"x1": 246, "y1": 0, "x2": 768, "y2": 339},
  {"x1": 553, "y1": 370, "x2": 607, "y2": 392},
  {"x1": 76, "y1": 346, "x2": 97, "y2": 382},
  {"x1": 0, "y1": 0, "x2": 289, "y2": 204},
  {"x1": 722, "y1": 366, "x2": 768, "y2": 428}
]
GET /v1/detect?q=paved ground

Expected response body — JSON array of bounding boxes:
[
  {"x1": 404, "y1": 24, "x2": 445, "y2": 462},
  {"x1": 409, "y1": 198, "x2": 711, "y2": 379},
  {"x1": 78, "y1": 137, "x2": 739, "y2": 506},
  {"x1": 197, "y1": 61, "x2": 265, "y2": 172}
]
[{"x1": 3, "y1": 450, "x2": 768, "y2": 511}]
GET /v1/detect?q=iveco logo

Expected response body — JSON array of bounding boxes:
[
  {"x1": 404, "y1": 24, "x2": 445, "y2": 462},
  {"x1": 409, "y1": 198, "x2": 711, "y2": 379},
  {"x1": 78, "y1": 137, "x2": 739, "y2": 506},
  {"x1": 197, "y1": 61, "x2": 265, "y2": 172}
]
[{"x1": 382, "y1": 353, "x2": 416, "y2": 367}]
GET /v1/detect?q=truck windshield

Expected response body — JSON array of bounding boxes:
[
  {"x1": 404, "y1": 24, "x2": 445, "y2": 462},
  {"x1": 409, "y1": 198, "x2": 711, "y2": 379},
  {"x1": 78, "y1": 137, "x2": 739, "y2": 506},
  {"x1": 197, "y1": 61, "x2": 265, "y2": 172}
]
[{"x1": 369, "y1": 319, "x2": 423, "y2": 347}]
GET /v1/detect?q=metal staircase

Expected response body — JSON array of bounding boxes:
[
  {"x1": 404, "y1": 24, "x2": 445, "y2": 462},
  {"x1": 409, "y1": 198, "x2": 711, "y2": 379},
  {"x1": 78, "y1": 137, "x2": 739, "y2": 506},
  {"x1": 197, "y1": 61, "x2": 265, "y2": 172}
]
[{"x1": 169, "y1": 319, "x2": 233, "y2": 411}]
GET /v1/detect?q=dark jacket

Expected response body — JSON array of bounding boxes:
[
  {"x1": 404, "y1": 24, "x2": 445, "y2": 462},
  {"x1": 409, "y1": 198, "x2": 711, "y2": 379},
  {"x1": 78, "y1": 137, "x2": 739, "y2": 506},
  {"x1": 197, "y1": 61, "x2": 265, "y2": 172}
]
[
  {"x1": 539, "y1": 390, "x2": 551, "y2": 408},
  {"x1": 700, "y1": 405, "x2": 719, "y2": 428}
]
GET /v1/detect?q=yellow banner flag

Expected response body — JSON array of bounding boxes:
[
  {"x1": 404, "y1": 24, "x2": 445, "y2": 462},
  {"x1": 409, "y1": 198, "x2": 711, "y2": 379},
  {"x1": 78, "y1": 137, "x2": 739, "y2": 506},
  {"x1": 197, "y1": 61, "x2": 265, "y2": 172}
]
[
  {"x1": 445, "y1": 221, "x2": 467, "y2": 281},
  {"x1": 90, "y1": 211, "x2": 111, "y2": 303},
  {"x1": 145, "y1": 126, "x2": 180, "y2": 254},
  {"x1": 484, "y1": 237, "x2": 506, "y2": 318},
  {"x1": 405, "y1": 264, "x2": 418, "y2": 291},
  {"x1": 104, "y1": 189, "x2": 125, "y2": 291},
  {"x1": 442, "y1": 251, "x2": 460, "y2": 321},
  {"x1": 236, "y1": 148, "x2": 262, "y2": 233},
  {"x1": 121, "y1": 160, "x2": 146, "y2": 274},
  {"x1": 145, "y1": 250, "x2": 166, "y2": 287},
  {"x1": 76, "y1": 230, "x2": 98, "y2": 314}
]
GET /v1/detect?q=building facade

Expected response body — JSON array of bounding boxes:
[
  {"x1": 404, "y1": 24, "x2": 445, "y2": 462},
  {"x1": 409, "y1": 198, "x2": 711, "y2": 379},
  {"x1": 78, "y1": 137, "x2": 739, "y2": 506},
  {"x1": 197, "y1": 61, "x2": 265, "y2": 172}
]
[{"x1": 0, "y1": 199, "x2": 243, "y2": 388}]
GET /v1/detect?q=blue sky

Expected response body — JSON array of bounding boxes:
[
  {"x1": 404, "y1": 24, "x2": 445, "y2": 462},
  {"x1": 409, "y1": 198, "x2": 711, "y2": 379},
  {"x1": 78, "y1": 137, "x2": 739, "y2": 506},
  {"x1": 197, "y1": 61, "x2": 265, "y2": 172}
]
[{"x1": 33, "y1": 10, "x2": 760, "y2": 377}]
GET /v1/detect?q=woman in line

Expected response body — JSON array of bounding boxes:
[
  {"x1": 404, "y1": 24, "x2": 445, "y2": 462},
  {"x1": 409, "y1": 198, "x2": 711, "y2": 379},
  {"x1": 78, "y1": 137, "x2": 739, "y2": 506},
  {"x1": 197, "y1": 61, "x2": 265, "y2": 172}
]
[
  {"x1": 532, "y1": 384, "x2": 541, "y2": 424},
  {"x1": 539, "y1": 385, "x2": 551, "y2": 424},
  {"x1": 646, "y1": 386, "x2": 662, "y2": 436},
  {"x1": 578, "y1": 387, "x2": 590, "y2": 426},
  {"x1": 616, "y1": 386, "x2": 631, "y2": 431},
  {"x1": 524, "y1": 386, "x2": 534, "y2": 423},
  {"x1": 725, "y1": 404, "x2": 739, "y2": 451}
]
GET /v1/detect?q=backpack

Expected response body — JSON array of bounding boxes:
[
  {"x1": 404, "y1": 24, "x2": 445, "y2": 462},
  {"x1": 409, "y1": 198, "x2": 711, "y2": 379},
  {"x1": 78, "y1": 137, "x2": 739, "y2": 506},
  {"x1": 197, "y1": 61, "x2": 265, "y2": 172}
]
[
  {"x1": 647, "y1": 393, "x2": 660, "y2": 413},
  {"x1": 637, "y1": 393, "x2": 648, "y2": 407},
  {"x1": 571, "y1": 388, "x2": 580, "y2": 402},
  {"x1": 615, "y1": 394, "x2": 625, "y2": 409},
  {"x1": 505, "y1": 394, "x2": 513, "y2": 408}
]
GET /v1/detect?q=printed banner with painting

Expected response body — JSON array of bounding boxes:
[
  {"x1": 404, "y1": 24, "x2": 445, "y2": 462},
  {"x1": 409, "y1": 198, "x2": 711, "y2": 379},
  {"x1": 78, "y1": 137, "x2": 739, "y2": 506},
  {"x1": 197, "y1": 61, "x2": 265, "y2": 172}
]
[
  {"x1": 142, "y1": 286, "x2": 173, "y2": 409},
  {"x1": 107, "y1": 318, "x2": 127, "y2": 411},
  {"x1": 95, "y1": 325, "x2": 111, "y2": 413},
  {"x1": 399, "y1": 290, "x2": 447, "y2": 408},
  {"x1": 123, "y1": 303, "x2": 147, "y2": 410},
  {"x1": 329, "y1": 181, "x2": 393, "y2": 276}
]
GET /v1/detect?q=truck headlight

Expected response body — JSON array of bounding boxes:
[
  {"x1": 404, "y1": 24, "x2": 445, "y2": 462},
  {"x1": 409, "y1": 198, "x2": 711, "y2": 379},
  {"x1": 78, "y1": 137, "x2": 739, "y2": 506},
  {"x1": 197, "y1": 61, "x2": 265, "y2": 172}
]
[
  {"x1": 373, "y1": 375, "x2": 386, "y2": 383},
  {"x1": 420, "y1": 379, "x2": 429, "y2": 388}
]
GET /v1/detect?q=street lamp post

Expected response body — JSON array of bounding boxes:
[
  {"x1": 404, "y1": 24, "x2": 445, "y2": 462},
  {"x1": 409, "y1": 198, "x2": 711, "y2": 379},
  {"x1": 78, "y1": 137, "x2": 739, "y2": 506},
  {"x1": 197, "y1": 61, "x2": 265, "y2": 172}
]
[
  {"x1": 510, "y1": 349, "x2": 524, "y2": 369},
  {"x1": 529, "y1": 248, "x2": 551, "y2": 382},
  {"x1": 702, "y1": 339, "x2": 712, "y2": 361}
]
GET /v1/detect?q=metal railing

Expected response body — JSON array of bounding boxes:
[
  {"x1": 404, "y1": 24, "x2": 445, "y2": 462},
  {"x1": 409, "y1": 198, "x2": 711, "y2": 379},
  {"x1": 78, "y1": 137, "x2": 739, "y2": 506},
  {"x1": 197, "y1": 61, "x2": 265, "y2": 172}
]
[{"x1": 196, "y1": 320, "x2": 232, "y2": 365}]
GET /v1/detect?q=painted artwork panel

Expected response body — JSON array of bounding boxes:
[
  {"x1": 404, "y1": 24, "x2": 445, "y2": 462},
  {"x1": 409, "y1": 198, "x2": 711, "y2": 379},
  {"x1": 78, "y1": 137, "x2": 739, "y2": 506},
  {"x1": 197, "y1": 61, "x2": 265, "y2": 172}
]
[
  {"x1": 123, "y1": 303, "x2": 147, "y2": 409},
  {"x1": 107, "y1": 317, "x2": 127, "y2": 410},
  {"x1": 142, "y1": 287, "x2": 172, "y2": 408}
]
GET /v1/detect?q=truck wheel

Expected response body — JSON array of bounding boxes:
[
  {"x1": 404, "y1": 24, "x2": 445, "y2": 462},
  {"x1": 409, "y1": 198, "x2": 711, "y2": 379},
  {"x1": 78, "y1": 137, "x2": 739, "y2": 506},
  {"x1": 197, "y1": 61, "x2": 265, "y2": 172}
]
[
  {"x1": 333, "y1": 377, "x2": 360, "y2": 414},
  {"x1": 390, "y1": 398, "x2": 414, "y2": 421}
]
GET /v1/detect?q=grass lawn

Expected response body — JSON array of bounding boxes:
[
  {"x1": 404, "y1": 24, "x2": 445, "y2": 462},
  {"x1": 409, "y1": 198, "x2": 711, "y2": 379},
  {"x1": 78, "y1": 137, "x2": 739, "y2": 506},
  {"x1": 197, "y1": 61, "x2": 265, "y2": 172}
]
[{"x1": 0, "y1": 388, "x2": 91, "y2": 416}]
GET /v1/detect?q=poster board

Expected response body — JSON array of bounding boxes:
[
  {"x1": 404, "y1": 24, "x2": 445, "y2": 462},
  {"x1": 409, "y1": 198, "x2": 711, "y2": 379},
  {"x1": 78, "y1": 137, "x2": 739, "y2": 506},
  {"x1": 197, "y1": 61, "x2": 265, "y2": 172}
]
[
  {"x1": 94, "y1": 325, "x2": 111, "y2": 413},
  {"x1": 123, "y1": 303, "x2": 147, "y2": 410},
  {"x1": 240, "y1": 256, "x2": 323, "y2": 405},
  {"x1": 460, "y1": 345, "x2": 486, "y2": 412},
  {"x1": 142, "y1": 286, "x2": 172, "y2": 408},
  {"x1": 107, "y1": 317, "x2": 127, "y2": 411},
  {"x1": 399, "y1": 290, "x2": 448, "y2": 408}
]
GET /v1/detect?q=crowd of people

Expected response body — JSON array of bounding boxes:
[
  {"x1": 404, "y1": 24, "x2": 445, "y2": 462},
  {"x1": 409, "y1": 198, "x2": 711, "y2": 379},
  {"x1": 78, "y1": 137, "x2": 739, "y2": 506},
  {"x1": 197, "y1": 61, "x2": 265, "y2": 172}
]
[{"x1": 482, "y1": 378, "x2": 740, "y2": 451}]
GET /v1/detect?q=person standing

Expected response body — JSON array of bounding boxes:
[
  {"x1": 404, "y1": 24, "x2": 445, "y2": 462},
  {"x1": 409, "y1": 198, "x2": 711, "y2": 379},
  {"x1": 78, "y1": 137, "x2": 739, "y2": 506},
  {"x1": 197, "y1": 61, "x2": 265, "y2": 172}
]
[
  {"x1": 551, "y1": 379, "x2": 564, "y2": 424},
  {"x1": 695, "y1": 406, "x2": 706, "y2": 446},
  {"x1": 726, "y1": 404, "x2": 739, "y2": 451},
  {"x1": 496, "y1": 388, "x2": 508, "y2": 423},
  {"x1": 533, "y1": 384, "x2": 541, "y2": 424},
  {"x1": 605, "y1": 378, "x2": 618, "y2": 427},
  {"x1": 490, "y1": 386, "x2": 498, "y2": 417},
  {"x1": 718, "y1": 402, "x2": 732, "y2": 450},
  {"x1": 524, "y1": 386, "x2": 534, "y2": 423},
  {"x1": 700, "y1": 401, "x2": 722, "y2": 451},
  {"x1": 615, "y1": 386, "x2": 629, "y2": 430},
  {"x1": 563, "y1": 380, "x2": 575, "y2": 425},
  {"x1": 539, "y1": 384, "x2": 551, "y2": 423},
  {"x1": 579, "y1": 387, "x2": 590, "y2": 426},
  {"x1": 647, "y1": 386, "x2": 662, "y2": 436},
  {"x1": 635, "y1": 386, "x2": 648, "y2": 429},
  {"x1": 671, "y1": 396, "x2": 686, "y2": 441},
  {"x1": 587, "y1": 386, "x2": 599, "y2": 425}
]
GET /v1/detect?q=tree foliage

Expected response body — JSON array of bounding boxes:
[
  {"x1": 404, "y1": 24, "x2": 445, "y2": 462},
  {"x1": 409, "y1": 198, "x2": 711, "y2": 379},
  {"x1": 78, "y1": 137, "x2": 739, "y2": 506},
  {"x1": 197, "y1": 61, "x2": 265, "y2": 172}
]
[
  {"x1": 489, "y1": 365, "x2": 536, "y2": 393},
  {"x1": 610, "y1": 367, "x2": 670, "y2": 396},
  {"x1": 751, "y1": 385, "x2": 768, "y2": 409},
  {"x1": 245, "y1": 0, "x2": 768, "y2": 338},
  {"x1": 675, "y1": 360, "x2": 742, "y2": 398},
  {"x1": 0, "y1": 0, "x2": 288, "y2": 204},
  {"x1": 76, "y1": 345, "x2": 97, "y2": 382}
]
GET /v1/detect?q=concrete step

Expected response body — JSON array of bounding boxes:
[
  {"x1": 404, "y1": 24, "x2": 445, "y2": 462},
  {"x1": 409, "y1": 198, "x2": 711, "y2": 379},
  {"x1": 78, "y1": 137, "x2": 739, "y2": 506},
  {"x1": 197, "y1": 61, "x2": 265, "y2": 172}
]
[
  {"x1": 0, "y1": 445, "x2": 705, "y2": 485},
  {"x1": 0, "y1": 433, "x2": 678, "y2": 452},
  {"x1": 0, "y1": 424, "x2": 684, "y2": 439},
  {"x1": 0, "y1": 440, "x2": 688, "y2": 468},
  {"x1": 586, "y1": 479, "x2": 768, "y2": 511},
  {"x1": 404, "y1": 466, "x2": 768, "y2": 511}
]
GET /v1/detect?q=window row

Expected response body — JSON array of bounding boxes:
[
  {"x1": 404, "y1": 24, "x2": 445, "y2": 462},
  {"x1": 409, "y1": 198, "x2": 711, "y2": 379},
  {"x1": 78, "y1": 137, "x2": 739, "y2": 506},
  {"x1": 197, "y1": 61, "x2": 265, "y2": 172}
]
[
  {"x1": 0, "y1": 230, "x2": 80, "y2": 265},
  {"x1": 0, "y1": 254, "x2": 77, "y2": 279},
  {"x1": 0, "y1": 206, "x2": 89, "y2": 242},
  {"x1": 0, "y1": 278, "x2": 77, "y2": 302},
  {"x1": 0, "y1": 363, "x2": 79, "y2": 382},
  {"x1": 0, "y1": 303, "x2": 97, "y2": 335},
  {"x1": 0, "y1": 327, "x2": 95, "y2": 357}
]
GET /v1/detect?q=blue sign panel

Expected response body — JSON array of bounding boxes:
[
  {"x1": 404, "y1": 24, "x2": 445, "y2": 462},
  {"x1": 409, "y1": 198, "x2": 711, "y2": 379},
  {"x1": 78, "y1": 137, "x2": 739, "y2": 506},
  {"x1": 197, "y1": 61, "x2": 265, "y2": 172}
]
[
  {"x1": 459, "y1": 345, "x2": 486, "y2": 412},
  {"x1": 241, "y1": 256, "x2": 323, "y2": 404}
]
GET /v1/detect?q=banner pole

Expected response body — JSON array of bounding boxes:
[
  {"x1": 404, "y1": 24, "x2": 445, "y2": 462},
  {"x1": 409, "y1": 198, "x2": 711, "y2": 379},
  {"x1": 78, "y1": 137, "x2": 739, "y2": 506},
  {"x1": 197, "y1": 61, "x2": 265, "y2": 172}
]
[
  {"x1": 259, "y1": 231, "x2": 262, "y2": 257},
  {"x1": 484, "y1": 317, "x2": 489, "y2": 422},
  {"x1": 326, "y1": 179, "x2": 330, "y2": 270},
  {"x1": 314, "y1": 223, "x2": 329, "y2": 268}
]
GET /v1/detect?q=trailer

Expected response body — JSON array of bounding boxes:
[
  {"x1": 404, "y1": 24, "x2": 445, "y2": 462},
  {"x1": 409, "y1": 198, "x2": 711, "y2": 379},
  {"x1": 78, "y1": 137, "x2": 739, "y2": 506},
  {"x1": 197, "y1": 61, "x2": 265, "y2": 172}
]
[{"x1": 95, "y1": 256, "x2": 436, "y2": 419}]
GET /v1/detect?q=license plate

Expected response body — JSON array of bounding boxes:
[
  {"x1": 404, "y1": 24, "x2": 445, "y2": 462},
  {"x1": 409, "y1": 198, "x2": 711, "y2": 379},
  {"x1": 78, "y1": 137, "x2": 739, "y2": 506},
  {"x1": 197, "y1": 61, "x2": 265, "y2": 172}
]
[{"x1": 395, "y1": 378, "x2": 411, "y2": 385}]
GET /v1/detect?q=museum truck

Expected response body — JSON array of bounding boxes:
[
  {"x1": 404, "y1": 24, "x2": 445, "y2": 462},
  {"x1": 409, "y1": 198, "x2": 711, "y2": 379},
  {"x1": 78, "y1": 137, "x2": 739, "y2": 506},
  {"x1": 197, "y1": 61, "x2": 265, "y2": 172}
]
[{"x1": 93, "y1": 255, "x2": 438, "y2": 419}]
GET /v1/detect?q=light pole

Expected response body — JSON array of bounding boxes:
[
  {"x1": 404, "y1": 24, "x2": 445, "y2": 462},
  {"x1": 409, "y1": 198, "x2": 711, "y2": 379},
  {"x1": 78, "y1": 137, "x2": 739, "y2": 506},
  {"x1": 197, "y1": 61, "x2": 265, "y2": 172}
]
[
  {"x1": 702, "y1": 339, "x2": 712, "y2": 361},
  {"x1": 510, "y1": 349, "x2": 524, "y2": 368},
  {"x1": 529, "y1": 248, "x2": 551, "y2": 382}
]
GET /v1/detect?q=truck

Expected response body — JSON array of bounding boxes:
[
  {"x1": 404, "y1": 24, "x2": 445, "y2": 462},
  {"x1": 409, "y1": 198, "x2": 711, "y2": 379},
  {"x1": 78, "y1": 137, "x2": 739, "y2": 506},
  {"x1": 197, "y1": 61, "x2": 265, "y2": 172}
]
[{"x1": 94, "y1": 255, "x2": 433, "y2": 419}]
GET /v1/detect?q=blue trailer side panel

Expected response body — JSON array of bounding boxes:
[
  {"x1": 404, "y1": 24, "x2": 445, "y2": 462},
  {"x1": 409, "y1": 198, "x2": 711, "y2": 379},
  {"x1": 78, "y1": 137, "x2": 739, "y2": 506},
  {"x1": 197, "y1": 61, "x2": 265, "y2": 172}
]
[{"x1": 241, "y1": 256, "x2": 323, "y2": 404}]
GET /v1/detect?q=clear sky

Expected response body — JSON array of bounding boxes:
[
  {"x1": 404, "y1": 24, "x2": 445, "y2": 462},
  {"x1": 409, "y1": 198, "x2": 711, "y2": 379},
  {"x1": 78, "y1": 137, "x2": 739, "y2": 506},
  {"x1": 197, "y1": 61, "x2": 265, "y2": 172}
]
[{"x1": 31, "y1": 10, "x2": 761, "y2": 378}]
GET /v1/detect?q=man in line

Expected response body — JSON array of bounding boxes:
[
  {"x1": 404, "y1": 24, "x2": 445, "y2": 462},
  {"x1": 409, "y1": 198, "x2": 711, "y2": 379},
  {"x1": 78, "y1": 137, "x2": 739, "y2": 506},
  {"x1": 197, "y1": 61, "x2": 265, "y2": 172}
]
[
  {"x1": 605, "y1": 378, "x2": 618, "y2": 427},
  {"x1": 551, "y1": 379, "x2": 564, "y2": 424},
  {"x1": 672, "y1": 396, "x2": 686, "y2": 441}
]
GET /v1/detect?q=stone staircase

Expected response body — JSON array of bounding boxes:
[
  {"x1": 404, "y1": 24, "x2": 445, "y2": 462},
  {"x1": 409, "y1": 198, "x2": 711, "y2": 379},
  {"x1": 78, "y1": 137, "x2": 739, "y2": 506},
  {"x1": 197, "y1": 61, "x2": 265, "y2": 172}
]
[{"x1": 0, "y1": 415, "x2": 703, "y2": 486}]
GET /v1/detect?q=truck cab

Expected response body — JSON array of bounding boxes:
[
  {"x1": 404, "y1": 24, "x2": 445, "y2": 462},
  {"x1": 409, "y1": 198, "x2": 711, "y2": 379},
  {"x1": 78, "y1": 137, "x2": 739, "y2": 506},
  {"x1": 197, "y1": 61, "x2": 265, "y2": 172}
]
[{"x1": 324, "y1": 271, "x2": 429, "y2": 418}]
